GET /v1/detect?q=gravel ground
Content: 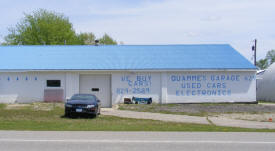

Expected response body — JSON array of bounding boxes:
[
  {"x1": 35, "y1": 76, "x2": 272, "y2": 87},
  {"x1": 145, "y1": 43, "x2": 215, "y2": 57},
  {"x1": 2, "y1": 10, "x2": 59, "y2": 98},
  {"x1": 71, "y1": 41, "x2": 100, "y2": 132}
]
[
  {"x1": 104, "y1": 108, "x2": 275, "y2": 129},
  {"x1": 5, "y1": 103, "x2": 64, "y2": 111},
  {"x1": 119, "y1": 103, "x2": 275, "y2": 124},
  {"x1": 218, "y1": 113, "x2": 275, "y2": 122}
]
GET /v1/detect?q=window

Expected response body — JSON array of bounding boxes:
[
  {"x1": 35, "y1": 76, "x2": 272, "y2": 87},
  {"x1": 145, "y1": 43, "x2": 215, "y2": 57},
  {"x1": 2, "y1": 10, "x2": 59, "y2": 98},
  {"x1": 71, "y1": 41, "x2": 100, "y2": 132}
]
[
  {"x1": 91, "y1": 88, "x2": 99, "y2": 92},
  {"x1": 71, "y1": 94, "x2": 96, "y2": 101},
  {"x1": 47, "y1": 80, "x2": 61, "y2": 87}
]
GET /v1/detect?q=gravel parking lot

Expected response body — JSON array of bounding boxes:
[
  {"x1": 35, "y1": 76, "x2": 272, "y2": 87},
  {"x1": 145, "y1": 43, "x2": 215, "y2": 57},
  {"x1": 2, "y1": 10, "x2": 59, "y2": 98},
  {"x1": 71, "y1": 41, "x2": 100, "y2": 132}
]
[
  {"x1": 119, "y1": 103, "x2": 275, "y2": 123},
  {"x1": 219, "y1": 113, "x2": 275, "y2": 122}
]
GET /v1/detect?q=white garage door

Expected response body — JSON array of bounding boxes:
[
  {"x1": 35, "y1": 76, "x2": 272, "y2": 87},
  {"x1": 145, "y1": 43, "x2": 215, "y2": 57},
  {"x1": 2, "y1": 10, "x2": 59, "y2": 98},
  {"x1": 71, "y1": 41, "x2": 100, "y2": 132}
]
[{"x1": 79, "y1": 74, "x2": 111, "y2": 107}]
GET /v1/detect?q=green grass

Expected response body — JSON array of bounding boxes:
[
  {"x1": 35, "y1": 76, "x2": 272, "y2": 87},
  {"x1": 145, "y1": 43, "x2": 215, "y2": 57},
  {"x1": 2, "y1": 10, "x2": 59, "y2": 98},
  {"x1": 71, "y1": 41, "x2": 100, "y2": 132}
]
[
  {"x1": 0, "y1": 103, "x2": 275, "y2": 132},
  {"x1": 0, "y1": 103, "x2": 6, "y2": 109},
  {"x1": 258, "y1": 100, "x2": 275, "y2": 104},
  {"x1": 119, "y1": 104, "x2": 209, "y2": 116}
]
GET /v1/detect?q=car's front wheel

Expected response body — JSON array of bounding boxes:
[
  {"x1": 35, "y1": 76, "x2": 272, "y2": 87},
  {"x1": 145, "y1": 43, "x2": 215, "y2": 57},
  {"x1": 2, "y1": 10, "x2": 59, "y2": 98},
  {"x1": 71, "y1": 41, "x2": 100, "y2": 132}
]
[
  {"x1": 89, "y1": 113, "x2": 97, "y2": 118},
  {"x1": 65, "y1": 110, "x2": 70, "y2": 117}
]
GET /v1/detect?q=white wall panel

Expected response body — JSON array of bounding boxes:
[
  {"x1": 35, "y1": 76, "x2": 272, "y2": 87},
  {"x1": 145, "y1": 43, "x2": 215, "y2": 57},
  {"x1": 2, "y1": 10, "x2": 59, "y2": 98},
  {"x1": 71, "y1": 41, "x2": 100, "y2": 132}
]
[
  {"x1": 0, "y1": 70, "x2": 256, "y2": 105},
  {"x1": 112, "y1": 72, "x2": 161, "y2": 104},
  {"x1": 166, "y1": 71, "x2": 256, "y2": 103},
  {"x1": 0, "y1": 72, "x2": 65, "y2": 103},
  {"x1": 79, "y1": 74, "x2": 111, "y2": 107},
  {"x1": 65, "y1": 73, "x2": 79, "y2": 99}
]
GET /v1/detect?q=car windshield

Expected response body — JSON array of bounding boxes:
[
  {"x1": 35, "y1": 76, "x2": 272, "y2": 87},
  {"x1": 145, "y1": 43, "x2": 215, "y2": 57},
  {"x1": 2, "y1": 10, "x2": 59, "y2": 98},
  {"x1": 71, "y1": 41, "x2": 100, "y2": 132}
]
[{"x1": 71, "y1": 94, "x2": 96, "y2": 101}]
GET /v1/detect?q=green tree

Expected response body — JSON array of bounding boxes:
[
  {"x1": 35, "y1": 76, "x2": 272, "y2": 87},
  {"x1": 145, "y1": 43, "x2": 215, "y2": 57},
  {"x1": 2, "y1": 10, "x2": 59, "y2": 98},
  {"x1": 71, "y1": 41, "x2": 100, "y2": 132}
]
[
  {"x1": 4, "y1": 9, "x2": 78, "y2": 45},
  {"x1": 266, "y1": 49, "x2": 275, "y2": 65},
  {"x1": 76, "y1": 32, "x2": 96, "y2": 45},
  {"x1": 256, "y1": 58, "x2": 269, "y2": 69},
  {"x1": 256, "y1": 49, "x2": 275, "y2": 69},
  {"x1": 99, "y1": 33, "x2": 117, "y2": 45}
]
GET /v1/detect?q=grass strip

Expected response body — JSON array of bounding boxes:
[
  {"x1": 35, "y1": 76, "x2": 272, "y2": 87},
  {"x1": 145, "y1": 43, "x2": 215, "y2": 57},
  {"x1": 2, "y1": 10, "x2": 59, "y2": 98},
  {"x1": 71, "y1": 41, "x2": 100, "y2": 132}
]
[{"x1": 0, "y1": 103, "x2": 274, "y2": 132}]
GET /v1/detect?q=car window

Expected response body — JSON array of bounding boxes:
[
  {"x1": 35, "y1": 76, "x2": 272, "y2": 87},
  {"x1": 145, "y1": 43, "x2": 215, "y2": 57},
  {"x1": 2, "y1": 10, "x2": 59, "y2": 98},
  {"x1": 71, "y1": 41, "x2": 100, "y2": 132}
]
[{"x1": 71, "y1": 95, "x2": 96, "y2": 101}]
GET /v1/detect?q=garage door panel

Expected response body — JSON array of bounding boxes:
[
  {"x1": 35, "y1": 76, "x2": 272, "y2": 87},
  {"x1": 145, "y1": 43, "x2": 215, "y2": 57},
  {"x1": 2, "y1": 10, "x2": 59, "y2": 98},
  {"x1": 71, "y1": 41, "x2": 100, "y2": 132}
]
[{"x1": 79, "y1": 75, "x2": 111, "y2": 107}]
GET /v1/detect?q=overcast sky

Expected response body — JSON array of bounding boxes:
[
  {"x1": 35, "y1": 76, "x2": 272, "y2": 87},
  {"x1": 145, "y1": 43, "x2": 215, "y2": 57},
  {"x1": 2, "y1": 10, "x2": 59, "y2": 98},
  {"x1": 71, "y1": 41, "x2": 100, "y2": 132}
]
[{"x1": 0, "y1": 0, "x2": 274, "y2": 61}]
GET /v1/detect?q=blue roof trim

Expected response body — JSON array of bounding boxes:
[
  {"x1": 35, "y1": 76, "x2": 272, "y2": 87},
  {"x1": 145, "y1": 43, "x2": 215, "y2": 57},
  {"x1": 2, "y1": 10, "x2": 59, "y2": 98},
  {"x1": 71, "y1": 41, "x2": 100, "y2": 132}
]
[{"x1": 0, "y1": 44, "x2": 257, "y2": 70}]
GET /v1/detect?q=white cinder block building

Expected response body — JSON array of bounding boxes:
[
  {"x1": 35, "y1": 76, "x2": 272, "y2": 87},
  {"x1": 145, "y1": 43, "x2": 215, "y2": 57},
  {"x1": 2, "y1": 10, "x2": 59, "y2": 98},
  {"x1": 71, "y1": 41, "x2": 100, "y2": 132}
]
[{"x1": 0, "y1": 45, "x2": 257, "y2": 107}]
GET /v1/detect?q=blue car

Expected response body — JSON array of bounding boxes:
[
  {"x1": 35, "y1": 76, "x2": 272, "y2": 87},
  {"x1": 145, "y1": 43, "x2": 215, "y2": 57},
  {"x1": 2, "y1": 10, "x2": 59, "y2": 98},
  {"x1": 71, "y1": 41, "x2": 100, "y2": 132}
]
[{"x1": 65, "y1": 94, "x2": 101, "y2": 118}]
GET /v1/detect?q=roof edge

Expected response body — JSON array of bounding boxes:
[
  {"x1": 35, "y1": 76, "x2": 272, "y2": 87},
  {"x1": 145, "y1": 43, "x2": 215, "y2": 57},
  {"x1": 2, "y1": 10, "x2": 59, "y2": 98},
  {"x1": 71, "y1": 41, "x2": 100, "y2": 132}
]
[
  {"x1": 0, "y1": 44, "x2": 231, "y2": 47},
  {"x1": 0, "y1": 69, "x2": 257, "y2": 72}
]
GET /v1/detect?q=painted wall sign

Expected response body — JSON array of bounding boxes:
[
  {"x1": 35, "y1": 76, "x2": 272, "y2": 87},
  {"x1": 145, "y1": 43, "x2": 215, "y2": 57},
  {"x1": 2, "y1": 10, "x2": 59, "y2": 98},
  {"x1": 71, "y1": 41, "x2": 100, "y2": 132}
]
[
  {"x1": 116, "y1": 74, "x2": 152, "y2": 94},
  {"x1": 0, "y1": 75, "x2": 38, "y2": 82},
  {"x1": 169, "y1": 73, "x2": 255, "y2": 97},
  {"x1": 167, "y1": 72, "x2": 256, "y2": 103},
  {"x1": 112, "y1": 73, "x2": 161, "y2": 104}
]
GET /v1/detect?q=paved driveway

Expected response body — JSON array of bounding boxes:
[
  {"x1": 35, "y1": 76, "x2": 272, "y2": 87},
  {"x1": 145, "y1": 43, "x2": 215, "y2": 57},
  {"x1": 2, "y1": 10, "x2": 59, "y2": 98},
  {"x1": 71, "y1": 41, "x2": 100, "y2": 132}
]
[
  {"x1": 102, "y1": 108, "x2": 209, "y2": 124},
  {"x1": 102, "y1": 108, "x2": 275, "y2": 129}
]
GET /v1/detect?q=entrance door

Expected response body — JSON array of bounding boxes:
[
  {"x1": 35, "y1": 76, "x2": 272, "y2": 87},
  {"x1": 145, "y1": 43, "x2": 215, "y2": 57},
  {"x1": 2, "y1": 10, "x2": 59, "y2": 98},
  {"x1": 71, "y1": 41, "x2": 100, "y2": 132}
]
[{"x1": 79, "y1": 74, "x2": 111, "y2": 107}]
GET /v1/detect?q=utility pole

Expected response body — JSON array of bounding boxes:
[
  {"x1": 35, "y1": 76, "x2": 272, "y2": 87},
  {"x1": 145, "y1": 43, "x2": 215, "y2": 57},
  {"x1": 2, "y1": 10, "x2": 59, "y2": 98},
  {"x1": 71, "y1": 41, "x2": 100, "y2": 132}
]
[{"x1": 252, "y1": 39, "x2": 257, "y2": 65}]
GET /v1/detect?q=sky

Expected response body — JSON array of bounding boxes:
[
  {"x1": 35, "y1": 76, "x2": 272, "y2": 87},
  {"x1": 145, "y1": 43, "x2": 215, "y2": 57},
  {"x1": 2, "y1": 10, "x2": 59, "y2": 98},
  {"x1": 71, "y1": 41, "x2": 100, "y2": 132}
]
[{"x1": 0, "y1": 0, "x2": 274, "y2": 62}]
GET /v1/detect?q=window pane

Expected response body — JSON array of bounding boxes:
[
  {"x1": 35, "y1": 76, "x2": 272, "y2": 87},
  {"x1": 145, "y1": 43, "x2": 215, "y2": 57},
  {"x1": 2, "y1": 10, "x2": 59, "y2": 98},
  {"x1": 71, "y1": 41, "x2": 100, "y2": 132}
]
[
  {"x1": 92, "y1": 88, "x2": 99, "y2": 92},
  {"x1": 47, "y1": 80, "x2": 61, "y2": 87},
  {"x1": 71, "y1": 94, "x2": 96, "y2": 101}
]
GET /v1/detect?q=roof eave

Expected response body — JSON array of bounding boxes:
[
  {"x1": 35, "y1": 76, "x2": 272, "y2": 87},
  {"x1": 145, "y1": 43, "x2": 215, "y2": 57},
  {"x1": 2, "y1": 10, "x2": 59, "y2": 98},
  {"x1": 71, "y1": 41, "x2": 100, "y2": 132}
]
[{"x1": 0, "y1": 68, "x2": 257, "y2": 72}]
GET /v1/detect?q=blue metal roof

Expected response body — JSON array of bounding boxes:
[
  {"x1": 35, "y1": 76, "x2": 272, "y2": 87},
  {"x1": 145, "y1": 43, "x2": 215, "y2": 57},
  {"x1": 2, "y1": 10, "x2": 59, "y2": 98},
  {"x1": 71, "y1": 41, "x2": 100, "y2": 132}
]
[{"x1": 0, "y1": 44, "x2": 256, "y2": 70}]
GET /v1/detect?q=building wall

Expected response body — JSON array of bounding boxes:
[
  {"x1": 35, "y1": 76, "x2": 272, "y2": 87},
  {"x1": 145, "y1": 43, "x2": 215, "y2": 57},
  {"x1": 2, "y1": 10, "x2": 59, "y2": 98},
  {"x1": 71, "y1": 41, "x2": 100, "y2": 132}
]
[
  {"x1": 166, "y1": 71, "x2": 256, "y2": 103},
  {"x1": 0, "y1": 72, "x2": 66, "y2": 103},
  {"x1": 65, "y1": 73, "x2": 79, "y2": 100},
  {"x1": 257, "y1": 63, "x2": 275, "y2": 101},
  {"x1": 112, "y1": 72, "x2": 161, "y2": 105},
  {"x1": 111, "y1": 71, "x2": 256, "y2": 104},
  {"x1": 79, "y1": 74, "x2": 111, "y2": 107},
  {"x1": 0, "y1": 70, "x2": 256, "y2": 104}
]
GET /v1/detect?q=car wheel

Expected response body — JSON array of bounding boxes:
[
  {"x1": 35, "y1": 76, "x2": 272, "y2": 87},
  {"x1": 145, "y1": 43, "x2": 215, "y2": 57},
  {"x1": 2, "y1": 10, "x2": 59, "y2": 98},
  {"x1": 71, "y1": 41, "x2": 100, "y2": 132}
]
[
  {"x1": 65, "y1": 111, "x2": 70, "y2": 118},
  {"x1": 90, "y1": 113, "x2": 97, "y2": 118}
]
